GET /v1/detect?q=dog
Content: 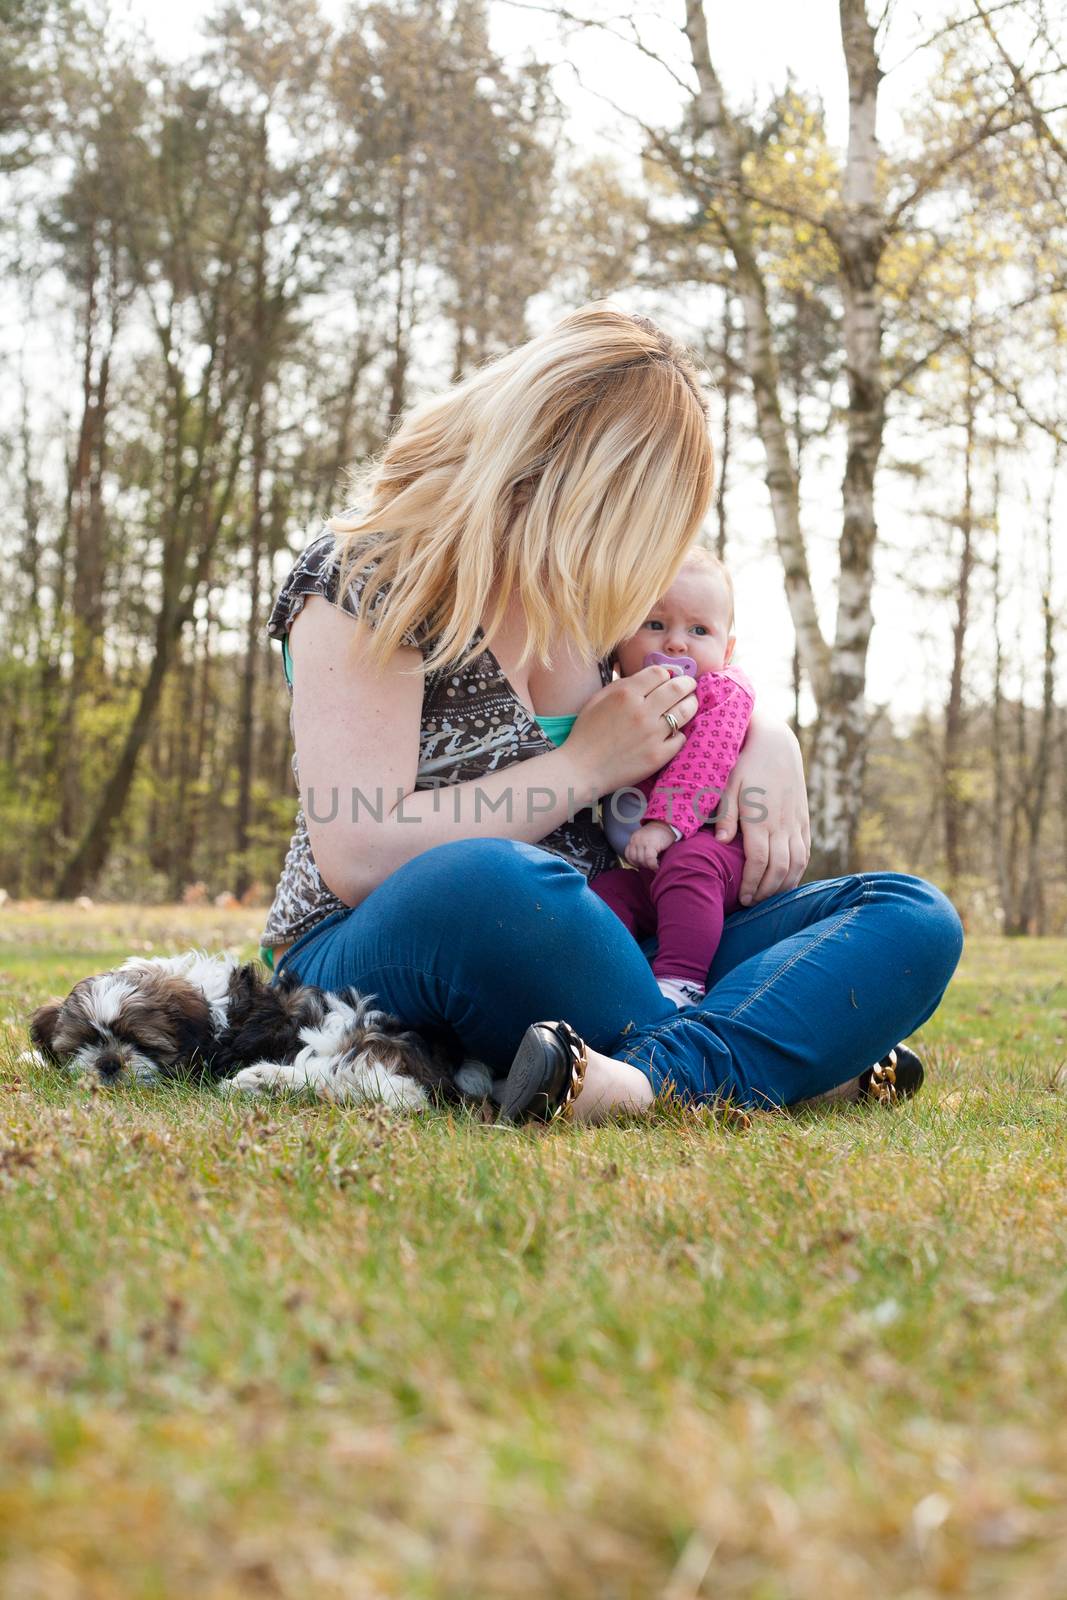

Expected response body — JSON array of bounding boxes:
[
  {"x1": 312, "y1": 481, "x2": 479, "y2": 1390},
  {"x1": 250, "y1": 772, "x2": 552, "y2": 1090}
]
[
  {"x1": 217, "y1": 979, "x2": 494, "y2": 1110},
  {"x1": 27, "y1": 950, "x2": 251, "y2": 1086},
  {"x1": 27, "y1": 950, "x2": 494, "y2": 1110}
]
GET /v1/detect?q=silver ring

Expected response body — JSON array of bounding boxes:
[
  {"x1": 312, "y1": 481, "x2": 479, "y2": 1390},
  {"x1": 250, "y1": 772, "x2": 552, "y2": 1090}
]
[{"x1": 662, "y1": 710, "x2": 679, "y2": 735}]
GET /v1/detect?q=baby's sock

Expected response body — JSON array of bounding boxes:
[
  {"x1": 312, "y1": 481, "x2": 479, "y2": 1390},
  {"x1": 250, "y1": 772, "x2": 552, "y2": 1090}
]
[{"x1": 657, "y1": 976, "x2": 706, "y2": 1009}]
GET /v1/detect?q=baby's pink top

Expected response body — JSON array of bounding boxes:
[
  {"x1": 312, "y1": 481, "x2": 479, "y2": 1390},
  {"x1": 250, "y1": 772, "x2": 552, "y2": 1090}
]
[{"x1": 638, "y1": 665, "x2": 755, "y2": 840}]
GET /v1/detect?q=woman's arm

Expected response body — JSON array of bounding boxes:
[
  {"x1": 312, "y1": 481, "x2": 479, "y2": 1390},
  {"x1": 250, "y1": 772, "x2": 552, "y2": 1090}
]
[
  {"x1": 288, "y1": 597, "x2": 700, "y2": 905},
  {"x1": 711, "y1": 711, "x2": 811, "y2": 904}
]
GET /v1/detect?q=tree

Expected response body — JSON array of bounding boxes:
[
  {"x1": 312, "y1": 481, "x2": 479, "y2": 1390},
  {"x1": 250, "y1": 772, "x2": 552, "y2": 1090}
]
[
  {"x1": 55, "y1": 61, "x2": 301, "y2": 893},
  {"x1": 517, "y1": 0, "x2": 1059, "y2": 873}
]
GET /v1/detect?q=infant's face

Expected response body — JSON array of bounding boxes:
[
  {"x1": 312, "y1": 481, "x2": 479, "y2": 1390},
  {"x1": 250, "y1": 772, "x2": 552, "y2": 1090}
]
[{"x1": 615, "y1": 565, "x2": 735, "y2": 679}]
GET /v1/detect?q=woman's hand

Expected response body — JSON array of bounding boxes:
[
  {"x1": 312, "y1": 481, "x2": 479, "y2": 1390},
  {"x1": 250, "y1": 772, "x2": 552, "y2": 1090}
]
[
  {"x1": 566, "y1": 665, "x2": 698, "y2": 795},
  {"x1": 713, "y1": 714, "x2": 810, "y2": 905}
]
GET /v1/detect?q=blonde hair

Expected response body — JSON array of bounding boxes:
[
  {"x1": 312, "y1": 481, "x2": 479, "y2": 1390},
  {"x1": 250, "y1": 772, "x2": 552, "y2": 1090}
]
[{"x1": 329, "y1": 302, "x2": 714, "y2": 675}]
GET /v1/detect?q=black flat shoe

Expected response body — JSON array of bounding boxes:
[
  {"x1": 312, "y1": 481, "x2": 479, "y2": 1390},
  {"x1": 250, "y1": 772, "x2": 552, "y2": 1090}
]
[
  {"x1": 497, "y1": 1020, "x2": 589, "y2": 1125},
  {"x1": 858, "y1": 1043, "x2": 925, "y2": 1104},
  {"x1": 794, "y1": 1043, "x2": 926, "y2": 1112}
]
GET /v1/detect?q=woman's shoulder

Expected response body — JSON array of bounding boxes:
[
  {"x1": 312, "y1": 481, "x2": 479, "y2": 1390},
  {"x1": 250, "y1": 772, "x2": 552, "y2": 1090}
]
[
  {"x1": 265, "y1": 531, "x2": 342, "y2": 637},
  {"x1": 266, "y1": 528, "x2": 426, "y2": 653}
]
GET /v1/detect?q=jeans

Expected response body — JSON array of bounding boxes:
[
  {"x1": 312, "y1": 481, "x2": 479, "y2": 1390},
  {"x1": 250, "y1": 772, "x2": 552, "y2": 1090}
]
[{"x1": 274, "y1": 838, "x2": 964, "y2": 1109}]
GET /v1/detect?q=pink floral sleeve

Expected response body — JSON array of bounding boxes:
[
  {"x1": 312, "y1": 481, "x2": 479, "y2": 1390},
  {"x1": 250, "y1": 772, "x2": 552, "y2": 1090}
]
[{"x1": 638, "y1": 666, "x2": 755, "y2": 841}]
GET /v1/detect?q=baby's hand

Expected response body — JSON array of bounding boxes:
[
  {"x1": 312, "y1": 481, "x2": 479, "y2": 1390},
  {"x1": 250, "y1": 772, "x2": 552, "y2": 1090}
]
[{"x1": 624, "y1": 821, "x2": 676, "y2": 871}]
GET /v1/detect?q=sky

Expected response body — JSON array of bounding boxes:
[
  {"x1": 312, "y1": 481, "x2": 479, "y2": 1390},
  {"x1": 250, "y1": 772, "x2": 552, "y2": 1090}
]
[{"x1": 96, "y1": 2, "x2": 1061, "y2": 724}]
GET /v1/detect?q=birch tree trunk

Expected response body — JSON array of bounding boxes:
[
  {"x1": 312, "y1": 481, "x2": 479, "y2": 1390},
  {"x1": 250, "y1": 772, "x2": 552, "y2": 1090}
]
[
  {"x1": 1016, "y1": 458, "x2": 1059, "y2": 934},
  {"x1": 714, "y1": 295, "x2": 735, "y2": 560},
  {"x1": 683, "y1": 0, "x2": 887, "y2": 874},
  {"x1": 943, "y1": 333, "x2": 977, "y2": 899},
  {"x1": 806, "y1": 0, "x2": 886, "y2": 874},
  {"x1": 683, "y1": 0, "x2": 831, "y2": 711}
]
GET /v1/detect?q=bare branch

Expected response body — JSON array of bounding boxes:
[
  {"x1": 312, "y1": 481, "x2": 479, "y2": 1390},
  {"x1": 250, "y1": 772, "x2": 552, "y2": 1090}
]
[
  {"x1": 972, "y1": 0, "x2": 1067, "y2": 166},
  {"x1": 682, "y1": 0, "x2": 832, "y2": 695},
  {"x1": 972, "y1": 354, "x2": 1067, "y2": 444},
  {"x1": 551, "y1": 56, "x2": 840, "y2": 241},
  {"x1": 502, "y1": 0, "x2": 845, "y2": 242},
  {"x1": 887, "y1": 100, "x2": 1031, "y2": 229},
  {"x1": 892, "y1": 294, "x2": 1067, "y2": 441},
  {"x1": 620, "y1": 14, "x2": 695, "y2": 98},
  {"x1": 880, "y1": 0, "x2": 1020, "y2": 76},
  {"x1": 495, "y1": 0, "x2": 696, "y2": 97},
  {"x1": 886, "y1": 283, "x2": 1067, "y2": 394}
]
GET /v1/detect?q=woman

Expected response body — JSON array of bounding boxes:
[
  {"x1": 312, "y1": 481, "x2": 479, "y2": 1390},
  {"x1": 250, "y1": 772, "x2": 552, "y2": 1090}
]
[{"x1": 258, "y1": 303, "x2": 963, "y2": 1123}]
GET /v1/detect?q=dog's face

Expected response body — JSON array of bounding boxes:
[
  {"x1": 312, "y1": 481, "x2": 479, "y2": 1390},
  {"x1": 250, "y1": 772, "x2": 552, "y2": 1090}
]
[{"x1": 30, "y1": 966, "x2": 218, "y2": 1085}]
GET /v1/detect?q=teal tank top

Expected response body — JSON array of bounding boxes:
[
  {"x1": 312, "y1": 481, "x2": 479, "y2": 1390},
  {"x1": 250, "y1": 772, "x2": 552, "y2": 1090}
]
[{"x1": 532, "y1": 713, "x2": 576, "y2": 747}]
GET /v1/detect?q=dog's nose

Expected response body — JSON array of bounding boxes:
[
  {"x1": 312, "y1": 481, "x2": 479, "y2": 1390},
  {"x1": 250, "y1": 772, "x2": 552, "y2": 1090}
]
[{"x1": 97, "y1": 1056, "x2": 123, "y2": 1081}]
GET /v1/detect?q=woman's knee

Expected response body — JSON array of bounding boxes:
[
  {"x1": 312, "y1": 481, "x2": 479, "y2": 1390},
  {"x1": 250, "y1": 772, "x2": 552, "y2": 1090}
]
[
  {"x1": 915, "y1": 878, "x2": 965, "y2": 980},
  {"x1": 870, "y1": 872, "x2": 965, "y2": 983}
]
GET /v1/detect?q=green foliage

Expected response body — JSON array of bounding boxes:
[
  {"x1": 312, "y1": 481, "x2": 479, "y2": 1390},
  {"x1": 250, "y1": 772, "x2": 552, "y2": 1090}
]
[
  {"x1": 0, "y1": 0, "x2": 571, "y2": 904},
  {"x1": 1, "y1": 0, "x2": 1065, "y2": 920},
  {"x1": 0, "y1": 0, "x2": 70, "y2": 173}
]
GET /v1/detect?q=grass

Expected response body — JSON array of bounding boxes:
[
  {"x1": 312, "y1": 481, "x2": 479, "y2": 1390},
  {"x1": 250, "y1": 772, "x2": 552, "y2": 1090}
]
[{"x1": 1, "y1": 904, "x2": 1065, "y2": 1598}]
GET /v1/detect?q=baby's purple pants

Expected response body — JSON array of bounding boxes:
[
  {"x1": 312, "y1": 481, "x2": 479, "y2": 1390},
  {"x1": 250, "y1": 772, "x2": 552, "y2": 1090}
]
[{"x1": 590, "y1": 829, "x2": 747, "y2": 986}]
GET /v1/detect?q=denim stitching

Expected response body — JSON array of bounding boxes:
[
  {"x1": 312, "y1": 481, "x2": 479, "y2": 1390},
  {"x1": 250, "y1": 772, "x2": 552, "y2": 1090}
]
[
  {"x1": 616, "y1": 1042, "x2": 660, "y2": 1084},
  {"x1": 617, "y1": 874, "x2": 874, "y2": 1049},
  {"x1": 273, "y1": 908, "x2": 351, "y2": 980},
  {"x1": 283, "y1": 876, "x2": 884, "y2": 1057},
  {"x1": 631, "y1": 909, "x2": 856, "y2": 1041},
  {"x1": 612, "y1": 908, "x2": 858, "y2": 1071},
  {"x1": 726, "y1": 905, "x2": 860, "y2": 1020},
  {"x1": 727, "y1": 873, "x2": 875, "y2": 1021}
]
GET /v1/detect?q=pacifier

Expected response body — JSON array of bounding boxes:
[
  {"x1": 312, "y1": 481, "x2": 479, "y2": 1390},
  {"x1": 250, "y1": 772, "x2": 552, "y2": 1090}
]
[{"x1": 644, "y1": 651, "x2": 697, "y2": 679}]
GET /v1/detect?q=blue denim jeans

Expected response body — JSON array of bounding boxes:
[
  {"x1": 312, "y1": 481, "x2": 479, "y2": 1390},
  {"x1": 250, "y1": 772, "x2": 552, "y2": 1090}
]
[{"x1": 274, "y1": 839, "x2": 964, "y2": 1109}]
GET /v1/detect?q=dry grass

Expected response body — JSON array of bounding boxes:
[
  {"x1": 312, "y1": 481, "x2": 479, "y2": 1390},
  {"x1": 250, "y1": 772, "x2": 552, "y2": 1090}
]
[{"x1": 1, "y1": 905, "x2": 1066, "y2": 1598}]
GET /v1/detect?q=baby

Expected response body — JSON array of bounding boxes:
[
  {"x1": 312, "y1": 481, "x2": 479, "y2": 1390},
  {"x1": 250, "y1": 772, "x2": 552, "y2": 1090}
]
[{"x1": 591, "y1": 546, "x2": 754, "y2": 1008}]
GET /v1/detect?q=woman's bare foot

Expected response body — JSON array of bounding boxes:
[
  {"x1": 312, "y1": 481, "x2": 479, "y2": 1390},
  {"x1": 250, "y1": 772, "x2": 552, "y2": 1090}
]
[{"x1": 572, "y1": 1046, "x2": 654, "y2": 1122}]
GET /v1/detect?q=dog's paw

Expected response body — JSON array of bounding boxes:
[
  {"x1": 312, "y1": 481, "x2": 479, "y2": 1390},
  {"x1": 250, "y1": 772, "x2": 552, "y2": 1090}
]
[
  {"x1": 218, "y1": 1062, "x2": 285, "y2": 1096},
  {"x1": 17, "y1": 1049, "x2": 51, "y2": 1070},
  {"x1": 454, "y1": 1060, "x2": 493, "y2": 1099}
]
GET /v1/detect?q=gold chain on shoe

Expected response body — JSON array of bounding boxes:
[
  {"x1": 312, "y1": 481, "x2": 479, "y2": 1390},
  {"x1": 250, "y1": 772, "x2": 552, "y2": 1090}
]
[
  {"x1": 867, "y1": 1047, "x2": 898, "y2": 1105},
  {"x1": 552, "y1": 1021, "x2": 589, "y2": 1121}
]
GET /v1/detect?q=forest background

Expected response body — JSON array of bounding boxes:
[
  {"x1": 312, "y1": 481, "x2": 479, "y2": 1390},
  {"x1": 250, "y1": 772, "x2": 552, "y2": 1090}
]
[{"x1": 1, "y1": 0, "x2": 1064, "y2": 934}]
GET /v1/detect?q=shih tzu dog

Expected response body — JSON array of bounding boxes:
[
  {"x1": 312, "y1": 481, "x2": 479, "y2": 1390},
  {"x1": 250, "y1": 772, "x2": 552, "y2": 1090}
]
[
  {"x1": 28, "y1": 950, "x2": 248, "y2": 1086},
  {"x1": 27, "y1": 950, "x2": 493, "y2": 1110},
  {"x1": 217, "y1": 980, "x2": 493, "y2": 1110}
]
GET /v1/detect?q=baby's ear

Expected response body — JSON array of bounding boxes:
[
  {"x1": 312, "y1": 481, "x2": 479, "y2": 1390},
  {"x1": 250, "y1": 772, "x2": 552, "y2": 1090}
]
[{"x1": 723, "y1": 635, "x2": 736, "y2": 666}]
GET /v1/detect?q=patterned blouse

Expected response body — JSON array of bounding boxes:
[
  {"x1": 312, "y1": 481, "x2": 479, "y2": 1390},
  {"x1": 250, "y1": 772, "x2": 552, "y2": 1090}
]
[{"x1": 259, "y1": 531, "x2": 617, "y2": 955}]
